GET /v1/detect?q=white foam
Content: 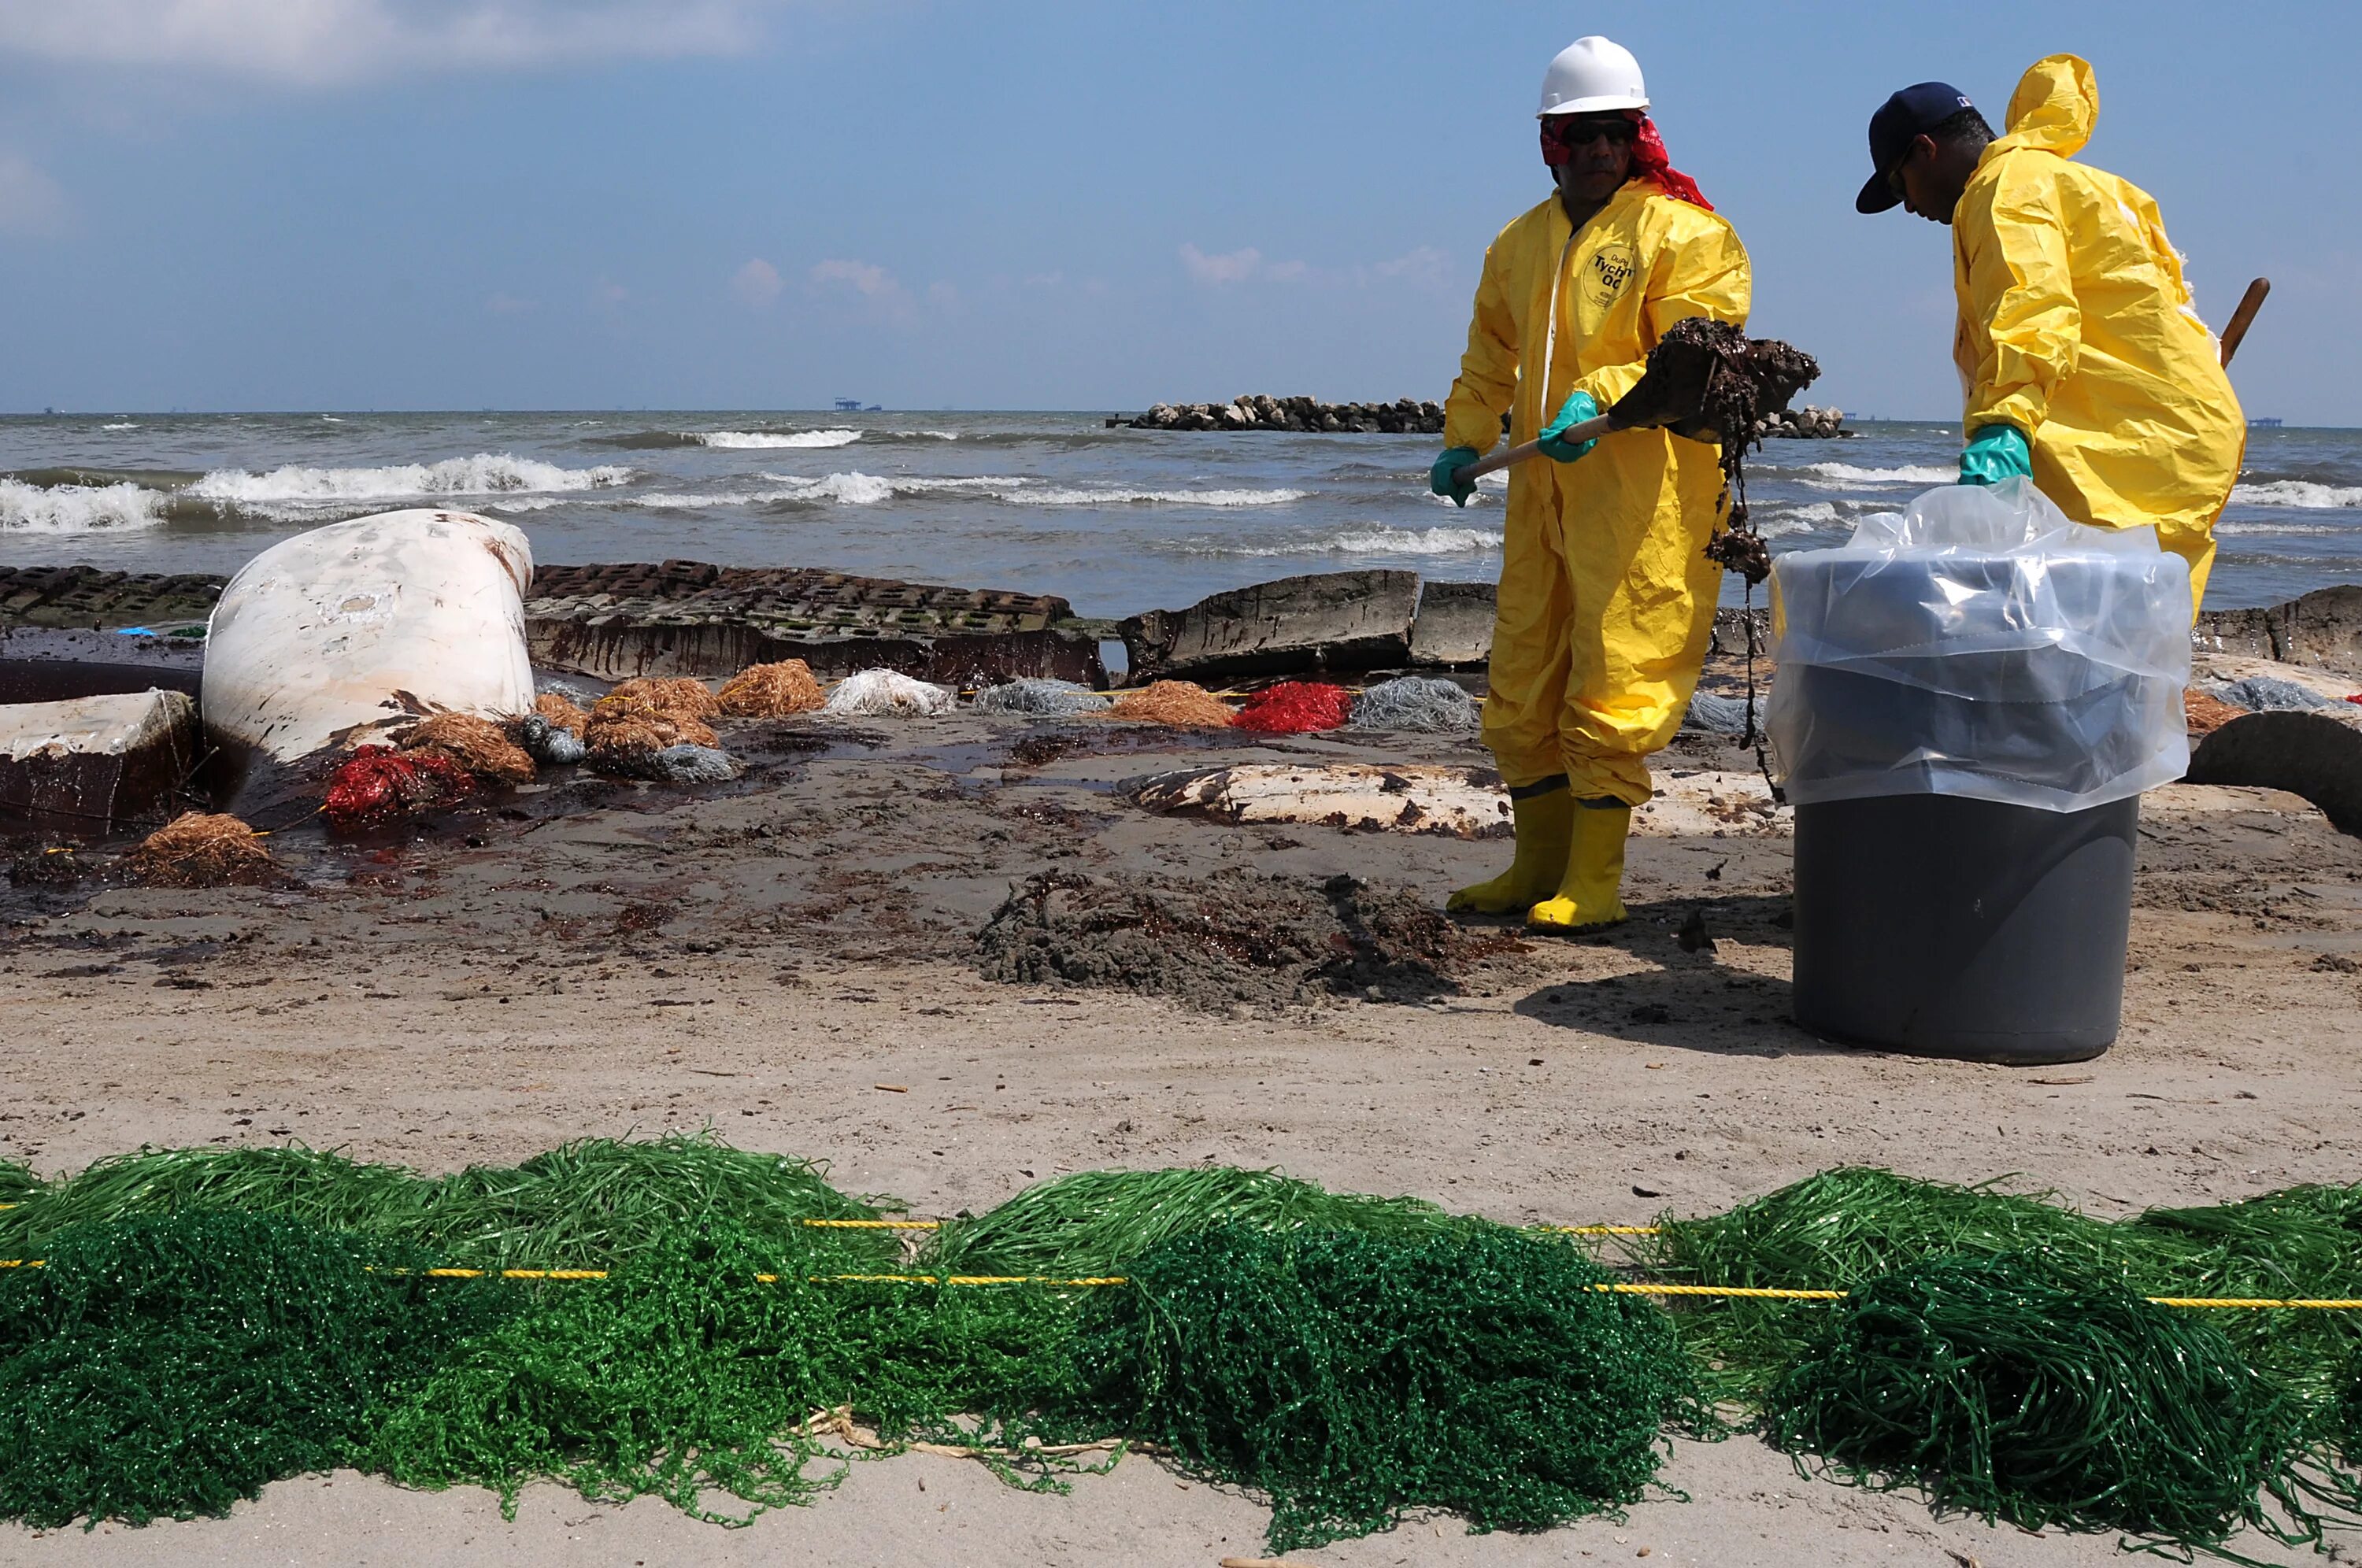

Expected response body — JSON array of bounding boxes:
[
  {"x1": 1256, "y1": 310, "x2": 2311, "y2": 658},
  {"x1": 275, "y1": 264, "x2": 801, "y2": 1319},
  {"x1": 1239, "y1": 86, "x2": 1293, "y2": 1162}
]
[
  {"x1": 187, "y1": 453, "x2": 631, "y2": 518},
  {"x1": 735, "y1": 472, "x2": 1302, "y2": 508},
  {"x1": 1216, "y1": 524, "x2": 1504, "y2": 558},
  {"x1": 101, "y1": 421, "x2": 137, "y2": 431},
  {"x1": 694, "y1": 428, "x2": 863, "y2": 449},
  {"x1": 1757, "y1": 501, "x2": 1845, "y2": 538},
  {"x1": 0, "y1": 479, "x2": 166, "y2": 533},
  {"x1": 1011, "y1": 485, "x2": 1307, "y2": 507},
  {"x1": 1800, "y1": 461, "x2": 1955, "y2": 487},
  {"x1": 2214, "y1": 519, "x2": 2349, "y2": 536},
  {"x1": 2231, "y1": 479, "x2": 2362, "y2": 508}
]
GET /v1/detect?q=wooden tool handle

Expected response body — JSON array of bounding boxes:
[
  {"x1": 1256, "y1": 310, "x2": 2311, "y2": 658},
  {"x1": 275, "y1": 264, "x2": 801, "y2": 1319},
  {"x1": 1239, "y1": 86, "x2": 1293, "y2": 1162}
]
[
  {"x1": 2220, "y1": 277, "x2": 2269, "y2": 368},
  {"x1": 1459, "y1": 412, "x2": 1615, "y2": 483}
]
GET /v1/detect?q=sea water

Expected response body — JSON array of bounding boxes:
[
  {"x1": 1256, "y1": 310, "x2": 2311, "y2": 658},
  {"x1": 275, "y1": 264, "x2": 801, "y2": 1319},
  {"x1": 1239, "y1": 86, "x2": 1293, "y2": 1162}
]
[{"x1": 2, "y1": 411, "x2": 2355, "y2": 619}]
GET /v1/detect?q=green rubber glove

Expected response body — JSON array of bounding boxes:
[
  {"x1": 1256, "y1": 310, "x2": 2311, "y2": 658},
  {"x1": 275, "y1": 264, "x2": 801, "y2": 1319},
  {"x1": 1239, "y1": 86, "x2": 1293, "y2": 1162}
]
[
  {"x1": 1537, "y1": 390, "x2": 1601, "y2": 463},
  {"x1": 1958, "y1": 423, "x2": 2032, "y2": 486},
  {"x1": 1429, "y1": 446, "x2": 1479, "y2": 508}
]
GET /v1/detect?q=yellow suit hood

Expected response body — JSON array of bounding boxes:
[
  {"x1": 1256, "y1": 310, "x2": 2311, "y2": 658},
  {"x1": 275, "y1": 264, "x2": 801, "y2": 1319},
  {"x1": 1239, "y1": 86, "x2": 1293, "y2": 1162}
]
[{"x1": 1992, "y1": 53, "x2": 2097, "y2": 159}]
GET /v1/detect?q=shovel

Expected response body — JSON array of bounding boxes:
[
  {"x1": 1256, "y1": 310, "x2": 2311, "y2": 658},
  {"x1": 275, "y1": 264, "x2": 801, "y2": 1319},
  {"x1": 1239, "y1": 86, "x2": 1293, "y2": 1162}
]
[{"x1": 1457, "y1": 327, "x2": 1797, "y2": 483}]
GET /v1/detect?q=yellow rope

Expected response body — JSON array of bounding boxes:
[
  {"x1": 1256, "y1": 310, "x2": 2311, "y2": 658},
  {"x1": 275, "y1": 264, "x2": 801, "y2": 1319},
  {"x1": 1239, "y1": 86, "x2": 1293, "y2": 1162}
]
[
  {"x1": 807, "y1": 1272, "x2": 1131, "y2": 1288},
  {"x1": 2, "y1": 1251, "x2": 2354, "y2": 1308},
  {"x1": 800, "y1": 1219, "x2": 939, "y2": 1230},
  {"x1": 1549, "y1": 1225, "x2": 1661, "y2": 1237},
  {"x1": 2145, "y1": 1296, "x2": 2362, "y2": 1311},
  {"x1": 1601, "y1": 1283, "x2": 1849, "y2": 1300}
]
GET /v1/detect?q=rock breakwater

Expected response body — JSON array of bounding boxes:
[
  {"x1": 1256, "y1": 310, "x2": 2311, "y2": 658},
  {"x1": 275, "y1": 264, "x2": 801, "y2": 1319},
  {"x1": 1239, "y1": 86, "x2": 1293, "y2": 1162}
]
[
  {"x1": 1116, "y1": 396, "x2": 1446, "y2": 434},
  {"x1": 1757, "y1": 404, "x2": 1846, "y2": 438}
]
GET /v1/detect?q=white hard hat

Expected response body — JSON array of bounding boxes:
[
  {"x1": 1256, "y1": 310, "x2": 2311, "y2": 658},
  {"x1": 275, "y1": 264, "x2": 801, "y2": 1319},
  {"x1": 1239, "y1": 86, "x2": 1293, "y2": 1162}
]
[{"x1": 1538, "y1": 36, "x2": 1649, "y2": 116}]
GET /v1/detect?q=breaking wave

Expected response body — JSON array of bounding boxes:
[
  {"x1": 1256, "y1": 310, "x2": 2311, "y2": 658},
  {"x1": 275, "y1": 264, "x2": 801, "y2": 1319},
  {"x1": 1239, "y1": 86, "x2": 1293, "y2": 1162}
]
[
  {"x1": 1798, "y1": 461, "x2": 1956, "y2": 487},
  {"x1": 1755, "y1": 501, "x2": 1844, "y2": 538},
  {"x1": 1203, "y1": 524, "x2": 1504, "y2": 558},
  {"x1": 185, "y1": 453, "x2": 632, "y2": 518},
  {"x1": 2213, "y1": 519, "x2": 2352, "y2": 536},
  {"x1": 0, "y1": 479, "x2": 168, "y2": 533},
  {"x1": 2232, "y1": 479, "x2": 2362, "y2": 508},
  {"x1": 696, "y1": 429, "x2": 863, "y2": 449},
  {"x1": 1008, "y1": 484, "x2": 1307, "y2": 507}
]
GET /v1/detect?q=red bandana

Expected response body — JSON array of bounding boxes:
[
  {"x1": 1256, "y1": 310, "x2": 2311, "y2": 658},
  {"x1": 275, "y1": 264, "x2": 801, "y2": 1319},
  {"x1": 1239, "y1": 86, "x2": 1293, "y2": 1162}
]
[{"x1": 1539, "y1": 110, "x2": 1714, "y2": 213}]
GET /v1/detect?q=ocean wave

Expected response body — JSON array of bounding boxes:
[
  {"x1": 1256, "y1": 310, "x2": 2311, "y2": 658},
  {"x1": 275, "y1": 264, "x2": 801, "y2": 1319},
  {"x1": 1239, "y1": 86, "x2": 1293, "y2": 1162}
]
[
  {"x1": 1012, "y1": 484, "x2": 1306, "y2": 507},
  {"x1": 1200, "y1": 524, "x2": 1504, "y2": 558},
  {"x1": 2231, "y1": 479, "x2": 2362, "y2": 508},
  {"x1": 2213, "y1": 519, "x2": 2353, "y2": 537},
  {"x1": 696, "y1": 428, "x2": 863, "y2": 449},
  {"x1": 1799, "y1": 461, "x2": 1955, "y2": 487},
  {"x1": 734, "y1": 472, "x2": 1302, "y2": 508},
  {"x1": 101, "y1": 421, "x2": 138, "y2": 431},
  {"x1": 592, "y1": 427, "x2": 862, "y2": 450},
  {"x1": 186, "y1": 453, "x2": 632, "y2": 518},
  {"x1": 0, "y1": 479, "x2": 168, "y2": 533},
  {"x1": 1755, "y1": 501, "x2": 1843, "y2": 538}
]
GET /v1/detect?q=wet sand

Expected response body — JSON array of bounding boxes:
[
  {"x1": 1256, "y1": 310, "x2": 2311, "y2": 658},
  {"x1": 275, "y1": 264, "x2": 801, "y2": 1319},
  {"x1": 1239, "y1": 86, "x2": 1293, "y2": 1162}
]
[{"x1": 4, "y1": 660, "x2": 2360, "y2": 1566}]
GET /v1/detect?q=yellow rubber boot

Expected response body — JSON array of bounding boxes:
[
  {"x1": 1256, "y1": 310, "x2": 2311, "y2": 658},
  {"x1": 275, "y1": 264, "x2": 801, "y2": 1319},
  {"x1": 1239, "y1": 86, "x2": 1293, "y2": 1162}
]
[
  {"x1": 1527, "y1": 800, "x2": 1631, "y2": 932},
  {"x1": 1446, "y1": 784, "x2": 1575, "y2": 914}
]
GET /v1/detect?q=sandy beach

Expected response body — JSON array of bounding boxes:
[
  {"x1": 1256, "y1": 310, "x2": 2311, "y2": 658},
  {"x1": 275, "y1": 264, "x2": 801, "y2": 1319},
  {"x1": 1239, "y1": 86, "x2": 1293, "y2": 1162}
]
[{"x1": 5, "y1": 642, "x2": 2358, "y2": 1566}]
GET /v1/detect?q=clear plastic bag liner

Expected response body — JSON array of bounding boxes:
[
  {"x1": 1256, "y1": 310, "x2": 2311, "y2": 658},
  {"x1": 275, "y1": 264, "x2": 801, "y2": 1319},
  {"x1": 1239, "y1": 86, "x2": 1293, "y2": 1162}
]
[{"x1": 1768, "y1": 480, "x2": 2190, "y2": 811}]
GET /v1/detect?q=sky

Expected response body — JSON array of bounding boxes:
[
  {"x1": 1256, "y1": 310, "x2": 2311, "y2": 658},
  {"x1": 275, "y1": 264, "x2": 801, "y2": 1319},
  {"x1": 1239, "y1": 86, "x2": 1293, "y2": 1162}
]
[{"x1": 0, "y1": 0, "x2": 2352, "y2": 422}]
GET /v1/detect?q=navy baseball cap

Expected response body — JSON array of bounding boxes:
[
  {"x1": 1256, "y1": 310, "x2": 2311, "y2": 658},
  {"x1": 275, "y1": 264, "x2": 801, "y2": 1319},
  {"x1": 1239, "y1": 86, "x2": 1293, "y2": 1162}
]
[{"x1": 1857, "y1": 81, "x2": 1976, "y2": 213}]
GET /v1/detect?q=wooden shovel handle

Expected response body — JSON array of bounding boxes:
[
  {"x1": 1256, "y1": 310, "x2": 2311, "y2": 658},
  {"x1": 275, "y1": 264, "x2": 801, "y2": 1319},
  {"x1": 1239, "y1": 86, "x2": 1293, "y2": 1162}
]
[
  {"x1": 2220, "y1": 277, "x2": 2269, "y2": 368},
  {"x1": 1459, "y1": 412, "x2": 1616, "y2": 483}
]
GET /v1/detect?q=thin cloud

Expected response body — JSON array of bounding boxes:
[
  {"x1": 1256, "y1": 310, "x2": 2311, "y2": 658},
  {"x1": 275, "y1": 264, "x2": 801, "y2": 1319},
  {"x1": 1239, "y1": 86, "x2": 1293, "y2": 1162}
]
[
  {"x1": 809, "y1": 256, "x2": 915, "y2": 324},
  {"x1": 1183, "y1": 241, "x2": 1451, "y2": 290},
  {"x1": 731, "y1": 257, "x2": 783, "y2": 307},
  {"x1": 0, "y1": 150, "x2": 65, "y2": 236},
  {"x1": 1179, "y1": 243, "x2": 1264, "y2": 285},
  {"x1": 0, "y1": 1, "x2": 779, "y2": 84},
  {"x1": 1372, "y1": 246, "x2": 1451, "y2": 287}
]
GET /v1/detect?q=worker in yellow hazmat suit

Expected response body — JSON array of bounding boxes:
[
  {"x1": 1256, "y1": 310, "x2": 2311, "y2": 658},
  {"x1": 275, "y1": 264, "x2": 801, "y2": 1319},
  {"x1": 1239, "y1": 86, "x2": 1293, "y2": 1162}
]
[
  {"x1": 1857, "y1": 56, "x2": 2243, "y2": 611},
  {"x1": 1431, "y1": 36, "x2": 1750, "y2": 930}
]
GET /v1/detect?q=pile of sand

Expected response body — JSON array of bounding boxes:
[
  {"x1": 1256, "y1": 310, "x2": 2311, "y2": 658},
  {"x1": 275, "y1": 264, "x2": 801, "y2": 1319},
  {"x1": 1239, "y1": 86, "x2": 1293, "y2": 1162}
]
[
  {"x1": 974, "y1": 868, "x2": 1517, "y2": 1010},
  {"x1": 1104, "y1": 681, "x2": 1235, "y2": 729},
  {"x1": 122, "y1": 812, "x2": 280, "y2": 889},
  {"x1": 716, "y1": 660, "x2": 826, "y2": 719}
]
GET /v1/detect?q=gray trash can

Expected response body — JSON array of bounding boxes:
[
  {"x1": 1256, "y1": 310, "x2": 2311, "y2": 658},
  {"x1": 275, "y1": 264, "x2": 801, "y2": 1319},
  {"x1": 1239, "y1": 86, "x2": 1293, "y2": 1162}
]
[
  {"x1": 1765, "y1": 483, "x2": 2194, "y2": 1066},
  {"x1": 1791, "y1": 791, "x2": 2138, "y2": 1063}
]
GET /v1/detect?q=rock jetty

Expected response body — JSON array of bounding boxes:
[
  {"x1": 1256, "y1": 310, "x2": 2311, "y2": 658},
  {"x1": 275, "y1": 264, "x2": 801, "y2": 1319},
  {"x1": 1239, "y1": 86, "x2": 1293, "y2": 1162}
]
[
  {"x1": 1116, "y1": 395, "x2": 1446, "y2": 434},
  {"x1": 1757, "y1": 403, "x2": 1846, "y2": 438}
]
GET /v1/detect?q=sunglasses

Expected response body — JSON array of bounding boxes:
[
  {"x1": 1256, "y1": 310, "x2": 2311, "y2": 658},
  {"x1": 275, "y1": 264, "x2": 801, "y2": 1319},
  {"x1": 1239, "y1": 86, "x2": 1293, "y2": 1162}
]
[{"x1": 1541, "y1": 116, "x2": 1638, "y2": 166}]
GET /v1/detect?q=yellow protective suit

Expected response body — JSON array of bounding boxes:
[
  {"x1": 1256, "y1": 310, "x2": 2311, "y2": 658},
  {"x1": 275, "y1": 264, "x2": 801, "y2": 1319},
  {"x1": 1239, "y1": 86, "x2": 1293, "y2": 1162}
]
[
  {"x1": 1444, "y1": 179, "x2": 1751, "y2": 804},
  {"x1": 1953, "y1": 54, "x2": 2245, "y2": 610}
]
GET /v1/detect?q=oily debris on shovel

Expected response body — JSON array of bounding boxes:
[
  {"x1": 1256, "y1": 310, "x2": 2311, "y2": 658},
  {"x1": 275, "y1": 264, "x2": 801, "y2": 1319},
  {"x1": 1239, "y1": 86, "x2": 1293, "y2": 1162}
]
[{"x1": 1609, "y1": 316, "x2": 1821, "y2": 584}]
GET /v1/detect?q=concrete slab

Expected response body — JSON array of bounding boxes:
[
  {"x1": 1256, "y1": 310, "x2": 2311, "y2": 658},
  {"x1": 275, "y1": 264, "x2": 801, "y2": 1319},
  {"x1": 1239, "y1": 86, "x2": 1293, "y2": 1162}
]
[
  {"x1": 1406, "y1": 579, "x2": 1495, "y2": 668},
  {"x1": 1119, "y1": 570, "x2": 1419, "y2": 683},
  {"x1": 0, "y1": 688, "x2": 198, "y2": 832}
]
